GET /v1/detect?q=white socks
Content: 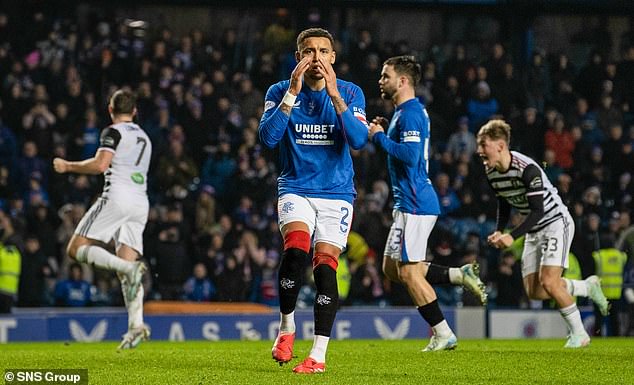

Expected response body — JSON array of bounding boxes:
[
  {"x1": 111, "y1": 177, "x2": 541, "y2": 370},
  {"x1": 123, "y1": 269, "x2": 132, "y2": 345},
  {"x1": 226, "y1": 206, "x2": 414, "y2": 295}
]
[
  {"x1": 78, "y1": 246, "x2": 142, "y2": 331},
  {"x1": 119, "y1": 273, "x2": 144, "y2": 330},
  {"x1": 309, "y1": 335, "x2": 329, "y2": 362},
  {"x1": 77, "y1": 245, "x2": 134, "y2": 275},
  {"x1": 432, "y1": 319, "x2": 453, "y2": 337},
  {"x1": 280, "y1": 312, "x2": 328, "y2": 362},
  {"x1": 448, "y1": 268, "x2": 463, "y2": 284},
  {"x1": 559, "y1": 303, "x2": 586, "y2": 335},
  {"x1": 563, "y1": 278, "x2": 589, "y2": 297},
  {"x1": 280, "y1": 311, "x2": 295, "y2": 333}
]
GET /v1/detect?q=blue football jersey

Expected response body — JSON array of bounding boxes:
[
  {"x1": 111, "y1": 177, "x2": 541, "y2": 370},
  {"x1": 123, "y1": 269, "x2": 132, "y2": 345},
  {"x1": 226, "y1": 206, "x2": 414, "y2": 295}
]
[
  {"x1": 373, "y1": 98, "x2": 440, "y2": 215},
  {"x1": 259, "y1": 79, "x2": 368, "y2": 203}
]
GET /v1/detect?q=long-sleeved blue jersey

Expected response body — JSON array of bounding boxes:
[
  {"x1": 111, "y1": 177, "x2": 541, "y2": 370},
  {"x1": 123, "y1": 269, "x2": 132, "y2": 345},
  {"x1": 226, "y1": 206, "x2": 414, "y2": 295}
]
[
  {"x1": 372, "y1": 98, "x2": 440, "y2": 215},
  {"x1": 259, "y1": 79, "x2": 369, "y2": 203}
]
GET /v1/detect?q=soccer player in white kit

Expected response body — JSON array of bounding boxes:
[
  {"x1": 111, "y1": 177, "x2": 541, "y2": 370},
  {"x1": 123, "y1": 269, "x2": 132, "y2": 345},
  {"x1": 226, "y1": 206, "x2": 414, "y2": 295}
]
[
  {"x1": 477, "y1": 119, "x2": 609, "y2": 348},
  {"x1": 53, "y1": 89, "x2": 151, "y2": 350}
]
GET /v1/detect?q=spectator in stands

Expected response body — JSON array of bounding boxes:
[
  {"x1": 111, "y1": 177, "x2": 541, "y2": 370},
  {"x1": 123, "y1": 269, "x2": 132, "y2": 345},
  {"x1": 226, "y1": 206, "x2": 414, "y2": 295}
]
[
  {"x1": 592, "y1": 239, "x2": 627, "y2": 336},
  {"x1": 194, "y1": 185, "x2": 217, "y2": 236},
  {"x1": 16, "y1": 141, "x2": 48, "y2": 196},
  {"x1": 576, "y1": 51, "x2": 604, "y2": 108},
  {"x1": 17, "y1": 234, "x2": 51, "y2": 306},
  {"x1": 512, "y1": 106, "x2": 544, "y2": 160},
  {"x1": 525, "y1": 51, "x2": 549, "y2": 112},
  {"x1": 544, "y1": 113, "x2": 575, "y2": 170},
  {"x1": 446, "y1": 116, "x2": 476, "y2": 162},
  {"x1": 76, "y1": 108, "x2": 100, "y2": 161},
  {"x1": 492, "y1": 61, "x2": 525, "y2": 119},
  {"x1": 466, "y1": 80, "x2": 499, "y2": 133},
  {"x1": 54, "y1": 263, "x2": 91, "y2": 307},
  {"x1": 215, "y1": 255, "x2": 249, "y2": 302},
  {"x1": 22, "y1": 94, "x2": 56, "y2": 159},
  {"x1": 543, "y1": 149, "x2": 563, "y2": 185},
  {"x1": 155, "y1": 138, "x2": 199, "y2": 202},
  {"x1": 573, "y1": 98, "x2": 603, "y2": 145},
  {"x1": 0, "y1": 117, "x2": 19, "y2": 174},
  {"x1": 596, "y1": 94, "x2": 623, "y2": 133},
  {"x1": 183, "y1": 263, "x2": 216, "y2": 302},
  {"x1": 200, "y1": 138, "x2": 237, "y2": 205},
  {"x1": 0, "y1": 212, "x2": 21, "y2": 313},
  {"x1": 493, "y1": 250, "x2": 524, "y2": 308},
  {"x1": 0, "y1": 166, "x2": 11, "y2": 208},
  {"x1": 435, "y1": 172, "x2": 461, "y2": 218},
  {"x1": 27, "y1": 204, "x2": 56, "y2": 258}
]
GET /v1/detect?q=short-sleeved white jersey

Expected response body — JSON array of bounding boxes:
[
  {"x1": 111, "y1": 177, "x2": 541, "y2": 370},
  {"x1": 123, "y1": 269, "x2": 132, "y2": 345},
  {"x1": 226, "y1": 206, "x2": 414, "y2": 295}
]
[{"x1": 98, "y1": 122, "x2": 151, "y2": 200}]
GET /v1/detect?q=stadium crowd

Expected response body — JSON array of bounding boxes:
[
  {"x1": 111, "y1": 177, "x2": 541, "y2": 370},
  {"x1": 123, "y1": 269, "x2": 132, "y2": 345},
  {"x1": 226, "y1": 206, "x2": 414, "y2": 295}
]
[{"x1": 0, "y1": 8, "x2": 633, "y2": 334}]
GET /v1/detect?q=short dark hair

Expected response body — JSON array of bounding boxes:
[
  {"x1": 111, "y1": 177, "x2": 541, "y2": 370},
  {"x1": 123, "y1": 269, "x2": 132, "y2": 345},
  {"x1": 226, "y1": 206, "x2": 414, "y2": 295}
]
[
  {"x1": 383, "y1": 55, "x2": 422, "y2": 86},
  {"x1": 296, "y1": 28, "x2": 335, "y2": 50},
  {"x1": 109, "y1": 89, "x2": 136, "y2": 115}
]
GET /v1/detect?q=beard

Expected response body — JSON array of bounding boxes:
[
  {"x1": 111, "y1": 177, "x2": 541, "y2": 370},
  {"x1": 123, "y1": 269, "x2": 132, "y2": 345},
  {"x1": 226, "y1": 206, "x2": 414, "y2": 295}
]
[
  {"x1": 306, "y1": 65, "x2": 324, "y2": 81},
  {"x1": 306, "y1": 71, "x2": 324, "y2": 81}
]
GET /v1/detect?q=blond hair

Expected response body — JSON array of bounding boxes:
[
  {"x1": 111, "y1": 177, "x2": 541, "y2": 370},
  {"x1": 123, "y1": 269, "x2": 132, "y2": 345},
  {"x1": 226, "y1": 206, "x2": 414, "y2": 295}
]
[{"x1": 477, "y1": 119, "x2": 511, "y2": 145}]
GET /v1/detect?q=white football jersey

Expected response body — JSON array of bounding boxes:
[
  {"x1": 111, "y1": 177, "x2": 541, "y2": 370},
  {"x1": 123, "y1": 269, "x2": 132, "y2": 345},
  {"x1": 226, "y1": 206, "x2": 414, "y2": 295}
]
[{"x1": 98, "y1": 122, "x2": 151, "y2": 199}]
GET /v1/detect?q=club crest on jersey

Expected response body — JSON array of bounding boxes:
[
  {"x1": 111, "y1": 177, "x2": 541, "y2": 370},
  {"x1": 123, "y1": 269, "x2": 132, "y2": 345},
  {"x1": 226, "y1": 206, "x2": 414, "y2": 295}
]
[
  {"x1": 281, "y1": 202, "x2": 294, "y2": 214},
  {"x1": 103, "y1": 137, "x2": 116, "y2": 147},
  {"x1": 294, "y1": 123, "x2": 335, "y2": 145},
  {"x1": 529, "y1": 176, "x2": 542, "y2": 189},
  {"x1": 307, "y1": 100, "x2": 316, "y2": 114},
  {"x1": 264, "y1": 100, "x2": 276, "y2": 112}
]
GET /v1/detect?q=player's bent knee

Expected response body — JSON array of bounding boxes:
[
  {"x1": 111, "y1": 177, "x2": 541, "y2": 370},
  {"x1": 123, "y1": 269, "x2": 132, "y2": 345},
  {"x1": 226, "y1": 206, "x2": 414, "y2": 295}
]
[
  {"x1": 539, "y1": 279, "x2": 559, "y2": 295},
  {"x1": 312, "y1": 251, "x2": 338, "y2": 271},
  {"x1": 284, "y1": 230, "x2": 311, "y2": 253},
  {"x1": 396, "y1": 265, "x2": 417, "y2": 285},
  {"x1": 526, "y1": 286, "x2": 550, "y2": 300}
]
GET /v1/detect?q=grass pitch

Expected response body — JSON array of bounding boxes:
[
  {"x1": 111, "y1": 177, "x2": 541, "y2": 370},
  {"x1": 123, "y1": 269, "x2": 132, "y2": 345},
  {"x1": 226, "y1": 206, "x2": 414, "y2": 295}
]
[{"x1": 2, "y1": 339, "x2": 633, "y2": 384}]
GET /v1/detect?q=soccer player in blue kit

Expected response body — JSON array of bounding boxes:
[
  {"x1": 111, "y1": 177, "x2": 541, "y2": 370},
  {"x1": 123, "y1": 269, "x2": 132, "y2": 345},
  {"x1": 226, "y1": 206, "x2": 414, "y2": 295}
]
[
  {"x1": 369, "y1": 56, "x2": 458, "y2": 352},
  {"x1": 259, "y1": 28, "x2": 369, "y2": 374}
]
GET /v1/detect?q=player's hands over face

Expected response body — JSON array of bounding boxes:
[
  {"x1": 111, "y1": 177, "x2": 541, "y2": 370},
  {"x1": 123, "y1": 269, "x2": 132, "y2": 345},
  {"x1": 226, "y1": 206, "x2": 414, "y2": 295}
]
[
  {"x1": 368, "y1": 117, "x2": 388, "y2": 139},
  {"x1": 53, "y1": 158, "x2": 69, "y2": 173},
  {"x1": 289, "y1": 56, "x2": 312, "y2": 96},
  {"x1": 487, "y1": 231, "x2": 513, "y2": 249},
  {"x1": 316, "y1": 57, "x2": 339, "y2": 98}
]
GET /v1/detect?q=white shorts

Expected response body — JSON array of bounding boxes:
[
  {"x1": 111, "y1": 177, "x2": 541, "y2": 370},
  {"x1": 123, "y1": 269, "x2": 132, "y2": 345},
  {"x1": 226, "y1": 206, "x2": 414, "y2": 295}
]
[
  {"x1": 384, "y1": 210, "x2": 437, "y2": 262},
  {"x1": 75, "y1": 196, "x2": 149, "y2": 255},
  {"x1": 521, "y1": 213, "x2": 575, "y2": 277},
  {"x1": 277, "y1": 194, "x2": 353, "y2": 250}
]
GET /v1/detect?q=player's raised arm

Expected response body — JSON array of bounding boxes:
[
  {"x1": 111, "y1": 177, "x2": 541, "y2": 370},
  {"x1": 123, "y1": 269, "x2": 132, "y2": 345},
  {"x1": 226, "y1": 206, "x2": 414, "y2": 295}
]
[
  {"x1": 338, "y1": 82, "x2": 370, "y2": 150},
  {"x1": 259, "y1": 57, "x2": 312, "y2": 148},
  {"x1": 371, "y1": 112, "x2": 422, "y2": 167},
  {"x1": 53, "y1": 148, "x2": 113, "y2": 175},
  {"x1": 53, "y1": 126, "x2": 121, "y2": 174}
]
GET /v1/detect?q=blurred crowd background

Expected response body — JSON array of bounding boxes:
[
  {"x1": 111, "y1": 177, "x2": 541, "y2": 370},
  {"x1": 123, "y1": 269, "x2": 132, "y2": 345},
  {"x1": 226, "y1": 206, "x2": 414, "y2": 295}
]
[{"x1": 1, "y1": 2, "x2": 634, "y2": 336}]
